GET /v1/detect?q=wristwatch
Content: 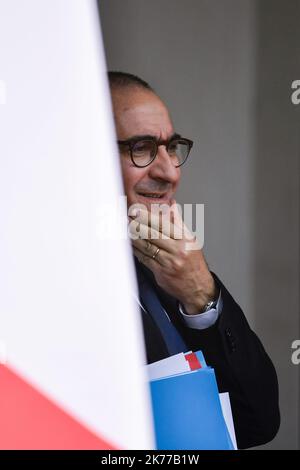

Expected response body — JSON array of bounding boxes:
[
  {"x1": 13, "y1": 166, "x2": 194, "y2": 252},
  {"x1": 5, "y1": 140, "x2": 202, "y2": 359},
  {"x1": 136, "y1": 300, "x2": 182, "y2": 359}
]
[
  {"x1": 179, "y1": 292, "x2": 219, "y2": 316},
  {"x1": 202, "y1": 298, "x2": 218, "y2": 312}
]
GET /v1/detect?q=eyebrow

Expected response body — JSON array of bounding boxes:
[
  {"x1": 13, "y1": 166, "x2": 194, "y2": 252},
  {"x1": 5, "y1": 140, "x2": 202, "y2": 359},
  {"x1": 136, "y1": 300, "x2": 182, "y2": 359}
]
[{"x1": 122, "y1": 132, "x2": 182, "y2": 142}]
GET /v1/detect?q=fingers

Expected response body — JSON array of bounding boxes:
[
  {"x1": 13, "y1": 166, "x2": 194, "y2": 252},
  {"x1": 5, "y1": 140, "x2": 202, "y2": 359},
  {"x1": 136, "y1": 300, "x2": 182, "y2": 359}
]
[
  {"x1": 129, "y1": 207, "x2": 184, "y2": 240},
  {"x1": 170, "y1": 199, "x2": 198, "y2": 244},
  {"x1": 128, "y1": 219, "x2": 177, "y2": 254},
  {"x1": 133, "y1": 246, "x2": 161, "y2": 270},
  {"x1": 132, "y1": 238, "x2": 173, "y2": 268},
  {"x1": 170, "y1": 199, "x2": 182, "y2": 226}
]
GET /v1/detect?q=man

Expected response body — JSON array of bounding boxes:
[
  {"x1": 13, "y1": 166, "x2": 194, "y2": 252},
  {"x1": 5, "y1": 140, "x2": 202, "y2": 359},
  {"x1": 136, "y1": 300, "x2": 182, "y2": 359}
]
[{"x1": 108, "y1": 71, "x2": 280, "y2": 449}]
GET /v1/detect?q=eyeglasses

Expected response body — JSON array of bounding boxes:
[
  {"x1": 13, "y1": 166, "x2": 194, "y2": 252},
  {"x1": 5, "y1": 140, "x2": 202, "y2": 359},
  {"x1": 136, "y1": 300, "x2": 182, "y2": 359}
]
[{"x1": 117, "y1": 135, "x2": 193, "y2": 168}]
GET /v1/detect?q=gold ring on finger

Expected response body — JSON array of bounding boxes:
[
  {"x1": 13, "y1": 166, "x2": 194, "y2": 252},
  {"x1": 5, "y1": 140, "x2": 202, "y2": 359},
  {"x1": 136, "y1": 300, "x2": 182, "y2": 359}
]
[{"x1": 152, "y1": 247, "x2": 160, "y2": 261}]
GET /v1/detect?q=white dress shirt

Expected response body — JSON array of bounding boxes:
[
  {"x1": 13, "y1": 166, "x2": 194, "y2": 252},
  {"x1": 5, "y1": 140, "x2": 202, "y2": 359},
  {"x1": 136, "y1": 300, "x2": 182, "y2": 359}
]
[{"x1": 178, "y1": 290, "x2": 222, "y2": 330}]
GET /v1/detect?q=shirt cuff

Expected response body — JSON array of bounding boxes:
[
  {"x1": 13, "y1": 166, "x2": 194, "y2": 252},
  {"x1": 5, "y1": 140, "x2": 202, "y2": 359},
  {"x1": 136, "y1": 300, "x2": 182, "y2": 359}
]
[{"x1": 178, "y1": 290, "x2": 223, "y2": 330}]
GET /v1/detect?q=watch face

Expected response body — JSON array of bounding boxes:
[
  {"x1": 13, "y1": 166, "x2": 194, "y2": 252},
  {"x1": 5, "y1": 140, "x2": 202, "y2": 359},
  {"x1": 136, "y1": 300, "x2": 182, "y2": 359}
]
[{"x1": 204, "y1": 300, "x2": 217, "y2": 312}]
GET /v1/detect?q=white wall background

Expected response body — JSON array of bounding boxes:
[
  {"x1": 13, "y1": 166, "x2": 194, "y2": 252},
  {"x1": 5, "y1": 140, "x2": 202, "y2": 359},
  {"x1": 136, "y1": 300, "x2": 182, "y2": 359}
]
[{"x1": 99, "y1": 0, "x2": 300, "y2": 449}]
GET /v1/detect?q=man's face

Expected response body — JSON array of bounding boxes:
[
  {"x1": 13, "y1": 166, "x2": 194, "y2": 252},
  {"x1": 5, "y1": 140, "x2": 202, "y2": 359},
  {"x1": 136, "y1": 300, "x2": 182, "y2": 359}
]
[{"x1": 111, "y1": 87, "x2": 181, "y2": 210}]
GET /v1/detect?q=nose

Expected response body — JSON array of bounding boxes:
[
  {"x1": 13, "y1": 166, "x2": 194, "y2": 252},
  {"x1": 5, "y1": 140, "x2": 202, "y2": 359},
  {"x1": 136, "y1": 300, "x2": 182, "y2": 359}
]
[{"x1": 148, "y1": 145, "x2": 180, "y2": 183}]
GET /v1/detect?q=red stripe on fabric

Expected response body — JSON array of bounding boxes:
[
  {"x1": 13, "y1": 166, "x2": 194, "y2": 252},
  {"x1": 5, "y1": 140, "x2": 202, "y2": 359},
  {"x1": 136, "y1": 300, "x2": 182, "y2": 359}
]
[
  {"x1": 0, "y1": 364, "x2": 117, "y2": 450},
  {"x1": 185, "y1": 353, "x2": 202, "y2": 371}
]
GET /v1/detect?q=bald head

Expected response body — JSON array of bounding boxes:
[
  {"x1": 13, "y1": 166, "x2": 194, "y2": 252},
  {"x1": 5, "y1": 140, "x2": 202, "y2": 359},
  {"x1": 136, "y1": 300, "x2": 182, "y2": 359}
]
[
  {"x1": 111, "y1": 86, "x2": 173, "y2": 145},
  {"x1": 108, "y1": 71, "x2": 172, "y2": 139},
  {"x1": 108, "y1": 71, "x2": 154, "y2": 94},
  {"x1": 108, "y1": 73, "x2": 179, "y2": 209}
]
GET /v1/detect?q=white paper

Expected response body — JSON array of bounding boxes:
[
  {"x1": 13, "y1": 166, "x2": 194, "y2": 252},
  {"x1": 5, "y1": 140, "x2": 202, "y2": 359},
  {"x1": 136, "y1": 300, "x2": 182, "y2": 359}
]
[
  {"x1": 147, "y1": 353, "x2": 191, "y2": 381},
  {"x1": 219, "y1": 392, "x2": 238, "y2": 450}
]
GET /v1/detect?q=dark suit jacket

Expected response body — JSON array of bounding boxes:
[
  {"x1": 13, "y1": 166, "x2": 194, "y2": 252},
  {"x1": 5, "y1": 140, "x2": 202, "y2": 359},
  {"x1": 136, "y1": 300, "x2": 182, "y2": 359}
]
[{"x1": 135, "y1": 259, "x2": 280, "y2": 449}]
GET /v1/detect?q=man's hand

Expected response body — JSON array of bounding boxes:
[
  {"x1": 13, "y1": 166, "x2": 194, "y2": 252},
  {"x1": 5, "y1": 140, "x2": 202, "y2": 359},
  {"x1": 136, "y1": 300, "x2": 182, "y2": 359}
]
[{"x1": 129, "y1": 201, "x2": 218, "y2": 314}]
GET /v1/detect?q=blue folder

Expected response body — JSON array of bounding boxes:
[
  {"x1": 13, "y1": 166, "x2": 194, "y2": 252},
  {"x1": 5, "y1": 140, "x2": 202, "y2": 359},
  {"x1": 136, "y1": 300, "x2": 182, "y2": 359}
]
[{"x1": 150, "y1": 367, "x2": 234, "y2": 450}]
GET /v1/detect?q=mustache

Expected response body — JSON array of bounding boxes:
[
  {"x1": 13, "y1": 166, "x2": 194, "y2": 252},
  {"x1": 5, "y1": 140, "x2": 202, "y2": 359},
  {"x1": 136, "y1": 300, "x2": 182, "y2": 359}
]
[{"x1": 135, "y1": 182, "x2": 172, "y2": 193}]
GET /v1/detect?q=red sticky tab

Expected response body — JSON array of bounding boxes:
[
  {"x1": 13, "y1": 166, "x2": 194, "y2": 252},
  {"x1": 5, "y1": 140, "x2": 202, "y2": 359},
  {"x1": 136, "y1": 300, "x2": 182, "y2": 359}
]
[
  {"x1": 185, "y1": 352, "x2": 202, "y2": 371},
  {"x1": 0, "y1": 364, "x2": 116, "y2": 450}
]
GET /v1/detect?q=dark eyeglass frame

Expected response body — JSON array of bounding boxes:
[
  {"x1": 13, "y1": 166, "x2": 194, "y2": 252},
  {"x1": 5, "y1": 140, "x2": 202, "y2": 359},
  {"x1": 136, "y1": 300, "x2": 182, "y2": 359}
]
[{"x1": 117, "y1": 135, "x2": 193, "y2": 168}]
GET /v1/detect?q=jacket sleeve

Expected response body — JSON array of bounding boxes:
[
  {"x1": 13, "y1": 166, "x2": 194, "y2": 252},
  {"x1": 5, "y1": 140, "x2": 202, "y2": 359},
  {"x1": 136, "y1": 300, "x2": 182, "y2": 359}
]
[{"x1": 176, "y1": 272, "x2": 280, "y2": 449}]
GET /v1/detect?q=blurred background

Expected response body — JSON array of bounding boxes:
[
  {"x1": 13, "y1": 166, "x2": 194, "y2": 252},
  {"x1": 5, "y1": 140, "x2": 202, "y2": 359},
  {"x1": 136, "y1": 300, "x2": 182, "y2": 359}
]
[{"x1": 99, "y1": 0, "x2": 300, "y2": 449}]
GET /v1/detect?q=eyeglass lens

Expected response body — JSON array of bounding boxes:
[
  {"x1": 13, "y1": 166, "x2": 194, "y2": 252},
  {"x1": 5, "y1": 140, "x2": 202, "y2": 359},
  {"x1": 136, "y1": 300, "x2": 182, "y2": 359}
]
[{"x1": 131, "y1": 139, "x2": 189, "y2": 167}]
